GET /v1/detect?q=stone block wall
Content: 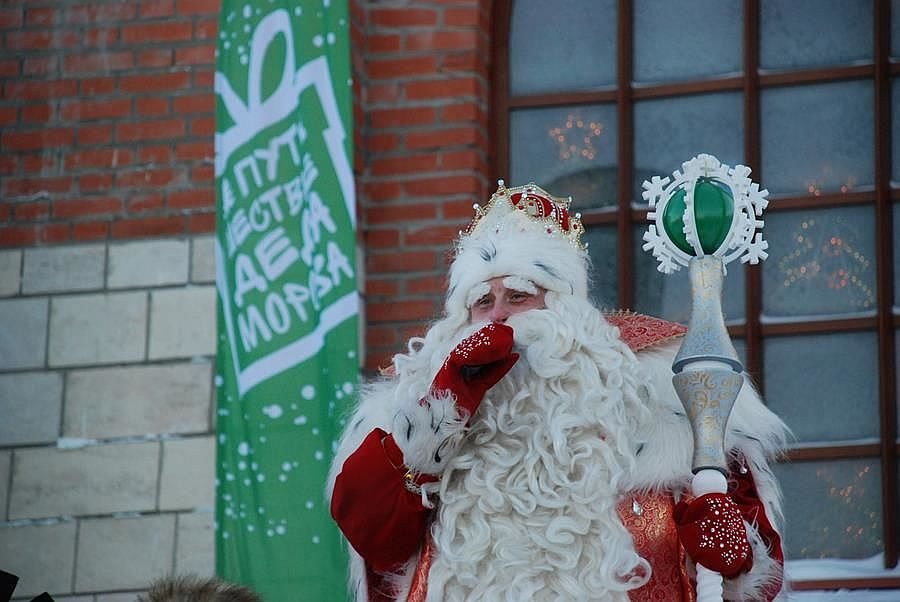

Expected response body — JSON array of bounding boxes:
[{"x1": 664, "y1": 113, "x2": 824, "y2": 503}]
[{"x1": 0, "y1": 238, "x2": 217, "y2": 600}]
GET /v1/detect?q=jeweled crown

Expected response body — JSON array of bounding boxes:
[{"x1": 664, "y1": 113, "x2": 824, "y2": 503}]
[{"x1": 461, "y1": 180, "x2": 586, "y2": 250}]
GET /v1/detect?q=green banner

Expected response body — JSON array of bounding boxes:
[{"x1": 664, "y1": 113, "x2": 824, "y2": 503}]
[{"x1": 214, "y1": 2, "x2": 355, "y2": 599}]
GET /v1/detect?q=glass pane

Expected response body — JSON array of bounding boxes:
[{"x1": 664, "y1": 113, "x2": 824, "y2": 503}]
[
  {"x1": 632, "y1": 226, "x2": 746, "y2": 325},
  {"x1": 894, "y1": 0, "x2": 900, "y2": 58},
  {"x1": 633, "y1": 92, "x2": 744, "y2": 206},
  {"x1": 584, "y1": 226, "x2": 617, "y2": 310},
  {"x1": 764, "y1": 331, "x2": 879, "y2": 442},
  {"x1": 760, "y1": 0, "x2": 872, "y2": 70},
  {"x1": 510, "y1": 105, "x2": 618, "y2": 210},
  {"x1": 761, "y1": 81, "x2": 874, "y2": 196},
  {"x1": 894, "y1": 79, "x2": 900, "y2": 183},
  {"x1": 633, "y1": 0, "x2": 742, "y2": 84},
  {"x1": 509, "y1": 0, "x2": 616, "y2": 95},
  {"x1": 774, "y1": 459, "x2": 882, "y2": 559},
  {"x1": 762, "y1": 207, "x2": 877, "y2": 318}
]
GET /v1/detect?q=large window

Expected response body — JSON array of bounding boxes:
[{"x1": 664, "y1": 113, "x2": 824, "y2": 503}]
[{"x1": 492, "y1": 0, "x2": 898, "y2": 591}]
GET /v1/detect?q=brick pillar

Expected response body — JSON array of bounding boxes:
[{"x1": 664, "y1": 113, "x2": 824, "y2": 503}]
[{"x1": 353, "y1": 0, "x2": 493, "y2": 373}]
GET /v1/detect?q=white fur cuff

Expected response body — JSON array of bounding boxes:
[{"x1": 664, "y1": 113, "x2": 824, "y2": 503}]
[
  {"x1": 391, "y1": 390, "x2": 467, "y2": 476},
  {"x1": 722, "y1": 519, "x2": 784, "y2": 601}
]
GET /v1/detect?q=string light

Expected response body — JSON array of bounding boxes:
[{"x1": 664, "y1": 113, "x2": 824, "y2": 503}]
[
  {"x1": 548, "y1": 113, "x2": 603, "y2": 161},
  {"x1": 806, "y1": 176, "x2": 856, "y2": 197},
  {"x1": 777, "y1": 216, "x2": 875, "y2": 310},
  {"x1": 796, "y1": 464, "x2": 881, "y2": 558}
]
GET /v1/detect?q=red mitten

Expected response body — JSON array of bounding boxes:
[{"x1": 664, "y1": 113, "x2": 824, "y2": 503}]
[
  {"x1": 675, "y1": 493, "x2": 753, "y2": 578},
  {"x1": 429, "y1": 322, "x2": 519, "y2": 418},
  {"x1": 331, "y1": 429, "x2": 431, "y2": 571}
]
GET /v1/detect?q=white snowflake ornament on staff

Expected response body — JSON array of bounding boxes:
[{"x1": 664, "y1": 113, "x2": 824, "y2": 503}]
[
  {"x1": 641, "y1": 154, "x2": 770, "y2": 602},
  {"x1": 642, "y1": 153, "x2": 769, "y2": 274}
]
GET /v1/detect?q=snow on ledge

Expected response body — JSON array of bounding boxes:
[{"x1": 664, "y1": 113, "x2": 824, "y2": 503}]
[
  {"x1": 785, "y1": 555, "x2": 900, "y2": 600},
  {"x1": 787, "y1": 555, "x2": 900, "y2": 581},
  {"x1": 786, "y1": 590, "x2": 900, "y2": 601}
]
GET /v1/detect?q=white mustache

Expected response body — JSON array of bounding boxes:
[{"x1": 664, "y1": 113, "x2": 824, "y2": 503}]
[{"x1": 505, "y1": 309, "x2": 575, "y2": 380}]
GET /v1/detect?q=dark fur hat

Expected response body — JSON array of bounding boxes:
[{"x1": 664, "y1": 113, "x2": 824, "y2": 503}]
[{"x1": 138, "y1": 575, "x2": 262, "y2": 602}]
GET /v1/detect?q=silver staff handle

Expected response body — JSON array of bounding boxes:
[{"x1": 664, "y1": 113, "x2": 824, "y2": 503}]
[{"x1": 672, "y1": 255, "x2": 746, "y2": 602}]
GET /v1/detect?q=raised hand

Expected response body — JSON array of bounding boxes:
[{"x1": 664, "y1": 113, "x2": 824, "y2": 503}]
[{"x1": 429, "y1": 322, "x2": 519, "y2": 419}]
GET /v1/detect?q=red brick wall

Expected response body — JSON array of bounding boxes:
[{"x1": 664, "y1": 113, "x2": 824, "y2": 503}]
[
  {"x1": 1, "y1": 0, "x2": 493, "y2": 373},
  {"x1": 0, "y1": 0, "x2": 218, "y2": 246},
  {"x1": 353, "y1": 0, "x2": 493, "y2": 372}
]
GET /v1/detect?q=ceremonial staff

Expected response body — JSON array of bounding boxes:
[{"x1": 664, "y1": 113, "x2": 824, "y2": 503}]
[{"x1": 642, "y1": 154, "x2": 770, "y2": 602}]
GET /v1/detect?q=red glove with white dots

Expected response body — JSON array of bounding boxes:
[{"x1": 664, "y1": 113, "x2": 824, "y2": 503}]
[
  {"x1": 675, "y1": 493, "x2": 753, "y2": 578},
  {"x1": 429, "y1": 322, "x2": 519, "y2": 419}
]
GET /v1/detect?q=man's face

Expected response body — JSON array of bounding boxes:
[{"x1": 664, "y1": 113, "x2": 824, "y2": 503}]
[{"x1": 469, "y1": 276, "x2": 547, "y2": 324}]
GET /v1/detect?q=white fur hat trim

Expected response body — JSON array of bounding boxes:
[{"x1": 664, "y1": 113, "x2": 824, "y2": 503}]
[{"x1": 446, "y1": 182, "x2": 589, "y2": 316}]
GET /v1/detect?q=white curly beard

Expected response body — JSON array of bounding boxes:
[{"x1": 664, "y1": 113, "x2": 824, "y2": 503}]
[{"x1": 419, "y1": 293, "x2": 654, "y2": 601}]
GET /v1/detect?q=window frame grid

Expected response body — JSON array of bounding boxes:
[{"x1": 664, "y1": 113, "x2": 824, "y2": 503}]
[{"x1": 491, "y1": 0, "x2": 898, "y2": 587}]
